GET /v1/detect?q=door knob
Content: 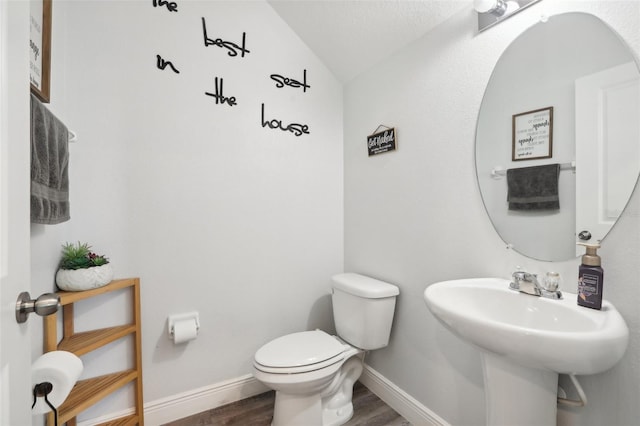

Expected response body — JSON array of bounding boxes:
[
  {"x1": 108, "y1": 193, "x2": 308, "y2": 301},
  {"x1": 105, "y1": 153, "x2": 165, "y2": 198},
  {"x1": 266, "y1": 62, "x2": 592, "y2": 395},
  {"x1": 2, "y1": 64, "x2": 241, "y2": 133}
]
[
  {"x1": 15, "y1": 292, "x2": 60, "y2": 324},
  {"x1": 578, "y1": 230, "x2": 592, "y2": 240}
]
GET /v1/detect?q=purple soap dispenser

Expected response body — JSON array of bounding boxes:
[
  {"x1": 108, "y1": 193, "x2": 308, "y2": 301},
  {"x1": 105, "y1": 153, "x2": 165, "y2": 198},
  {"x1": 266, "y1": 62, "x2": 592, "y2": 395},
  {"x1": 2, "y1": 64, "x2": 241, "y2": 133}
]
[{"x1": 577, "y1": 243, "x2": 604, "y2": 310}]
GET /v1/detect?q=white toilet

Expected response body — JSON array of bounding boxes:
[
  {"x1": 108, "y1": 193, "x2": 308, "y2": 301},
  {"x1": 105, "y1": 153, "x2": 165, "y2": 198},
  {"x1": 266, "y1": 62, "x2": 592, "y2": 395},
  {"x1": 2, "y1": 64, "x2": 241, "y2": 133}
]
[{"x1": 253, "y1": 273, "x2": 399, "y2": 426}]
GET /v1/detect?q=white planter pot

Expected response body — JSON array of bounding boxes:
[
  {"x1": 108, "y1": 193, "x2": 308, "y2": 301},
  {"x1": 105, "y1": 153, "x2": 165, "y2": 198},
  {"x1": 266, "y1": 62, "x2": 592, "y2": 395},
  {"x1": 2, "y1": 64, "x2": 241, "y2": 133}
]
[{"x1": 55, "y1": 264, "x2": 114, "y2": 291}]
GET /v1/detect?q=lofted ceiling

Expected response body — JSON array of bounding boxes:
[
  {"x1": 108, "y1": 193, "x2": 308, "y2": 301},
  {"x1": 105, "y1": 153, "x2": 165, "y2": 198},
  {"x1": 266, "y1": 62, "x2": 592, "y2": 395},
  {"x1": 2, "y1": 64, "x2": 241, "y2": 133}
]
[{"x1": 267, "y1": 0, "x2": 470, "y2": 83}]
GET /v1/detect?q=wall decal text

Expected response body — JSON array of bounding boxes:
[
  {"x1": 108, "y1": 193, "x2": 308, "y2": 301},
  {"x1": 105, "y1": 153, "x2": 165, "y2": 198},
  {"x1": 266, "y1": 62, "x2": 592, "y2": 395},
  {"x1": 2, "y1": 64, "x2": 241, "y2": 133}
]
[
  {"x1": 270, "y1": 69, "x2": 309, "y2": 92},
  {"x1": 156, "y1": 55, "x2": 180, "y2": 74},
  {"x1": 152, "y1": 0, "x2": 178, "y2": 12},
  {"x1": 201, "y1": 18, "x2": 249, "y2": 58},
  {"x1": 205, "y1": 77, "x2": 237, "y2": 106},
  {"x1": 261, "y1": 103, "x2": 309, "y2": 137}
]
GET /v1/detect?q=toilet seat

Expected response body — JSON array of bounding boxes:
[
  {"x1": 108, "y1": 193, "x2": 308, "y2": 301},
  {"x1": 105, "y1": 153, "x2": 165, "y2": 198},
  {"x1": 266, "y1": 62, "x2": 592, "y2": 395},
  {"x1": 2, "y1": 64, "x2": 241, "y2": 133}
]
[{"x1": 254, "y1": 330, "x2": 347, "y2": 374}]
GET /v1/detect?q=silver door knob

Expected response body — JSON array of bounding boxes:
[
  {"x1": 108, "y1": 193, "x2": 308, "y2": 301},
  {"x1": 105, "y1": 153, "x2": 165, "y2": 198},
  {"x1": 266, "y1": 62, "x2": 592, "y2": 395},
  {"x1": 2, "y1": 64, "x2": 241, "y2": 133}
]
[
  {"x1": 15, "y1": 292, "x2": 60, "y2": 323},
  {"x1": 578, "y1": 230, "x2": 592, "y2": 240}
]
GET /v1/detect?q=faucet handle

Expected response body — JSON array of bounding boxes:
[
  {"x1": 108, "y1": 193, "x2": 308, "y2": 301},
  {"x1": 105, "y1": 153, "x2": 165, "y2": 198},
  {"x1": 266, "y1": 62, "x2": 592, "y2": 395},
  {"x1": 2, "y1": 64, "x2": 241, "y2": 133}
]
[
  {"x1": 510, "y1": 267, "x2": 527, "y2": 290},
  {"x1": 512, "y1": 269, "x2": 536, "y2": 281},
  {"x1": 542, "y1": 272, "x2": 561, "y2": 291},
  {"x1": 512, "y1": 266, "x2": 525, "y2": 279}
]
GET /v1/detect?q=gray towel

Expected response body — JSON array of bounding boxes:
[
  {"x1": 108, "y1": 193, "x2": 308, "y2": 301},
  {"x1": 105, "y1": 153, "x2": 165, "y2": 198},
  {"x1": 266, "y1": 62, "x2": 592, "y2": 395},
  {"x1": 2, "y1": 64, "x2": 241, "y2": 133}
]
[
  {"x1": 506, "y1": 164, "x2": 560, "y2": 211},
  {"x1": 30, "y1": 94, "x2": 70, "y2": 224}
]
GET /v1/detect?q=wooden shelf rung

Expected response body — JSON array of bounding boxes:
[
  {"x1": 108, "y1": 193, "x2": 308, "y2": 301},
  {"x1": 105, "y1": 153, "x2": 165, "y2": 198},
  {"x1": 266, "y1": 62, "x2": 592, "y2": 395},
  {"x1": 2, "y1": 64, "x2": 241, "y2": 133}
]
[
  {"x1": 57, "y1": 370, "x2": 138, "y2": 424},
  {"x1": 58, "y1": 325, "x2": 136, "y2": 356},
  {"x1": 57, "y1": 278, "x2": 137, "y2": 305}
]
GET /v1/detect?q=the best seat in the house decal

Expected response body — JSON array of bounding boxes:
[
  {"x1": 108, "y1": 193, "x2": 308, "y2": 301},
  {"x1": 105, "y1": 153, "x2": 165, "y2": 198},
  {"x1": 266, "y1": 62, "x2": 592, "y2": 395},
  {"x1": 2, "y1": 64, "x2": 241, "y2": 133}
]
[{"x1": 153, "y1": 1, "x2": 311, "y2": 137}]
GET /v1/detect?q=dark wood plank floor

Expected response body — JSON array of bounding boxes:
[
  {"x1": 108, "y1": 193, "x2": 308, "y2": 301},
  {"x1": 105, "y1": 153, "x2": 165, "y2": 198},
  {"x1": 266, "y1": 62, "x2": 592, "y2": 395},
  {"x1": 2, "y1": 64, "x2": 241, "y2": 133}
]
[{"x1": 164, "y1": 381, "x2": 411, "y2": 426}]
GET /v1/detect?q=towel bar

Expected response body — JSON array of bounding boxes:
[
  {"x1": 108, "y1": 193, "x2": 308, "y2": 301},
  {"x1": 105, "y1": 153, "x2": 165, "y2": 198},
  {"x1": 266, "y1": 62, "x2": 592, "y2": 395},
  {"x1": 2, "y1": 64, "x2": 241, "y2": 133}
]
[{"x1": 491, "y1": 161, "x2": 575, "y2": 178}]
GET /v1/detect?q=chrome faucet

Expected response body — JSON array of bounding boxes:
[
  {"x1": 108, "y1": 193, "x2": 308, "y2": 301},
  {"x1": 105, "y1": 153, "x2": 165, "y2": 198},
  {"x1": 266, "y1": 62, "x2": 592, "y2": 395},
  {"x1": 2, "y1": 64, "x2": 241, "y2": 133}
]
[{"x1": 510, "y1": 270, "x2": 562, "y2": 299}]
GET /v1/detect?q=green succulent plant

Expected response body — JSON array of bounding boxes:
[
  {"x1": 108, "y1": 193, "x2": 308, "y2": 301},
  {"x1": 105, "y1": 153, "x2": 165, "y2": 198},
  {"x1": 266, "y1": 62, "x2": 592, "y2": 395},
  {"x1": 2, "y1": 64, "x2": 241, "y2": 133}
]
[{"x1": 59, "y1": 242, "x2": 110, "y2": 270}]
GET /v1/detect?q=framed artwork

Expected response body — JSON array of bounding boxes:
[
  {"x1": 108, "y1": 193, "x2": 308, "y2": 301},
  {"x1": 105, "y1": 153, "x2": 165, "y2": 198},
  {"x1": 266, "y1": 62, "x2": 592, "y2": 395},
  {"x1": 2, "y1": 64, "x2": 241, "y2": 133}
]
[
  {"x1": 30, "y1": 0, "x2": 52, "y2": 103},
  {"x1": 512, "y1": 106, "x2": 553, "y2": 161}
]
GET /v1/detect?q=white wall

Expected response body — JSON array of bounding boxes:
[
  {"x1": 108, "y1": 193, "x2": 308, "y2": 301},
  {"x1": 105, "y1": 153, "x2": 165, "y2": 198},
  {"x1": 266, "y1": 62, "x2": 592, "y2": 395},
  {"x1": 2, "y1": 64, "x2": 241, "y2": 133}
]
[
  {"x1": 30, "y1": 0, "x2": 343, "y2": 421},
  {"x1": 29, "y1": 1, "x2": 640, "y2": 425},
  {"x1": 344, "y1": 2, "x2": 640, "y2": 426}
]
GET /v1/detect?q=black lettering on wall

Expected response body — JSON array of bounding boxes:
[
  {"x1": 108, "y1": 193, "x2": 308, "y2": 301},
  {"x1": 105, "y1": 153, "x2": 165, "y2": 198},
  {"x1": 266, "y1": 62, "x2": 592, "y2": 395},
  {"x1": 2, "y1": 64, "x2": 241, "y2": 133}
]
[
  {"x1": 156, "y1": 55, "x2": 180, "y2": 74},
  {"x1": 260, "y1": 104, "x2": 309, "y2": 137},
  {"x1": 152, "y1": 0, "x2": 178, "y2": 12},
  {"x1": 201, "y1": 17, "x2": 249, "y2": 58},
  {"x1": 270, "y1": 69, "x2": 310, "y2": 93},
  {"x1": 205, "y1": 77, "x2": 237, "y2": 107}
]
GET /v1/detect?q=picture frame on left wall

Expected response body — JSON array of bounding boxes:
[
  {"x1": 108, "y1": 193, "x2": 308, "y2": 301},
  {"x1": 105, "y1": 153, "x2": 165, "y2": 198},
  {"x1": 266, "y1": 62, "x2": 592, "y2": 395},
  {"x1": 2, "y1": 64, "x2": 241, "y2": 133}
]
[{"x1": 30, "y1": 0, "x2": 52, "y2": 103}]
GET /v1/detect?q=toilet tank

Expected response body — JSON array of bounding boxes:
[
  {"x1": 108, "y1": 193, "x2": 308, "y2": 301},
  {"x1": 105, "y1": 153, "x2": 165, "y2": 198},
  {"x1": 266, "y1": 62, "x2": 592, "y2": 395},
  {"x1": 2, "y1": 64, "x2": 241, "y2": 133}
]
[{"x1": 331, "y1": 273, "x2": 399, "y2": 350}]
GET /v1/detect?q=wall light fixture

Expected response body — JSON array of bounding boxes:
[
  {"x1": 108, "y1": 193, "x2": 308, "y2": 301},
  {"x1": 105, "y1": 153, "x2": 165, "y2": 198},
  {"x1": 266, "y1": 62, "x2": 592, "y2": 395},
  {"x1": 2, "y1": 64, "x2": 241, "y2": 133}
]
[{"x1": 475, "y1": 0, "x2": 543, "y2": 32}]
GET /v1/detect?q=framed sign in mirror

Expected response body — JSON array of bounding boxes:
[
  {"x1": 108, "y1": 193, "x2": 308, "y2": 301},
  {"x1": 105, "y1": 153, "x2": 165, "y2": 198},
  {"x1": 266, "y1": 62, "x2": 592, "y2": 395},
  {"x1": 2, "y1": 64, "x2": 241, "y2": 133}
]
[
  {"x1": 512, "y1": 106, "x2": 553, "y2": 161},
  {"x1": 30, "y1": 0, "x2": 52, "y2": 103}
]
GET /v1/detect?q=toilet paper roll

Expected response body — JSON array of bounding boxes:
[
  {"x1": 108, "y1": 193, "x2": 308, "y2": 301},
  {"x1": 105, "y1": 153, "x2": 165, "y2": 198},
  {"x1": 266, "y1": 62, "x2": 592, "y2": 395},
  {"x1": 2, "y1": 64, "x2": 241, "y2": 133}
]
[
  {"x1": 173, "y1": 318, "x2": 198, "y2": 344},
  {"x1": 31, "y1": 351, "x2": 83, "y2": 414}
]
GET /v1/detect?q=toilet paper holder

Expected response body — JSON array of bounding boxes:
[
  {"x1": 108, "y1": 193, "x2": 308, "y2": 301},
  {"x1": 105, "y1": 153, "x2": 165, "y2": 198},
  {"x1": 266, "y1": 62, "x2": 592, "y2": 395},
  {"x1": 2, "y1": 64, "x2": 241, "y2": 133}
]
[
  {"x1": 32, "y1": 382, "x2": 58, "y2": 424},
  {"x1": 167, "y1": 312, "x2": 200, "y2": 340}
]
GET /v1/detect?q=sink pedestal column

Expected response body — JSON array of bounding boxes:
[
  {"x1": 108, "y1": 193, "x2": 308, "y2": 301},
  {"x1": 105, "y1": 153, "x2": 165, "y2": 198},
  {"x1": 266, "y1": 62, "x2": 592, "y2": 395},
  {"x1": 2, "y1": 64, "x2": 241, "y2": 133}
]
[{"x1": 482, "y1": 353, "x2": 558, "y2": 426}]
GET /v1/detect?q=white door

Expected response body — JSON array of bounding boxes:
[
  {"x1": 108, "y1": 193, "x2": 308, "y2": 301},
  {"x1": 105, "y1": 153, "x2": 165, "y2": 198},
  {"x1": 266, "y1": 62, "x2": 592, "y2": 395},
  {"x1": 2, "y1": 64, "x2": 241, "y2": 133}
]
[
  {"x1": 575, "y1": 62, "x2": 640, "y2": 254},
  {"x1": 1, "y1": 0, "x2": 33, "y2": 424}
]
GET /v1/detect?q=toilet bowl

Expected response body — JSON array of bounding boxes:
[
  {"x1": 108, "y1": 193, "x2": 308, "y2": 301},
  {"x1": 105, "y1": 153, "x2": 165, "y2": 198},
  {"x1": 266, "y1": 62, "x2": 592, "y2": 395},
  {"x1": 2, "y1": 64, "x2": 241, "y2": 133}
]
[
  {"x1": 253, "y1": 273, "x2": 399, "y2": 426},
  {"x1": 253, "y1": 330, "x2": 364, "y2": 426}
]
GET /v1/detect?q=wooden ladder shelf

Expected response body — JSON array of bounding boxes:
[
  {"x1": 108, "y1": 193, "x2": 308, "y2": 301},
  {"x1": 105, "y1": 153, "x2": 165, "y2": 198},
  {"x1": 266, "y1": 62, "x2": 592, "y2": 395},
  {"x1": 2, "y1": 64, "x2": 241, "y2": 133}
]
[{"x1": 43, "y1": 278, "x2": 144, "y2": 426}]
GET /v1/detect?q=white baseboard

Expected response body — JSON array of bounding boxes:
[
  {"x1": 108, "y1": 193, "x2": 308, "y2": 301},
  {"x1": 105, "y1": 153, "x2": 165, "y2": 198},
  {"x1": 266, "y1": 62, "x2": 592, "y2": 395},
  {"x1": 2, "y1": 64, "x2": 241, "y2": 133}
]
[
  {"x1": 79, "y1": 366, "x2": 447, "y2": 426},
  {"x1": 78, "y1": 374, "x2": 269, "y2": 426},
  {"x1": 77, "y1": 408, "x2": 135, "y2": 426},
  {"x1": 143, "y1": 374, "x2": 269, "y2": 425},
  {"x1": 78, "y1": 374, "x2": 268, "y2": 425},
  {"x1": 359, "y1": 365, "x2": 450, "y2": 426}
]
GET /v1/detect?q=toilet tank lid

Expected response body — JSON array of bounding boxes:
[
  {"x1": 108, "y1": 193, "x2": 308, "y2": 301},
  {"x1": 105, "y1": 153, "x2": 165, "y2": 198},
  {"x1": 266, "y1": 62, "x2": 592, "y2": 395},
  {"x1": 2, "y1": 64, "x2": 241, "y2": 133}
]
[{"x1": 332, "y1": 273, "x2": 399, "y2": 298}]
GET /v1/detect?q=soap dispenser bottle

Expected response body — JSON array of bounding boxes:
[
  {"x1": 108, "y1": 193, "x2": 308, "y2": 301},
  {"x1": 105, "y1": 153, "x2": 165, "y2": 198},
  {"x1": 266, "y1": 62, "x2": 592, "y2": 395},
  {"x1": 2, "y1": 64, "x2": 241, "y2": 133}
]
[{"x1": 577, "y1": 243, "x2": 604, "y2": 310}]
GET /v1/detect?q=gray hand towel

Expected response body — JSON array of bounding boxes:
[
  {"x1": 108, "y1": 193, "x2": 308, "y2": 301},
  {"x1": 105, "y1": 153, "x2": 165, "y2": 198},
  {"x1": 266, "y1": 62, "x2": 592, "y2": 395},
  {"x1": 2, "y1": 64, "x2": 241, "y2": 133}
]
[
  {"x1": 31, "y1": 94, "x2": 70, "y2": 224},
  {"x1": 506, "y1": 164, "x2": 560, "y2": 211}
]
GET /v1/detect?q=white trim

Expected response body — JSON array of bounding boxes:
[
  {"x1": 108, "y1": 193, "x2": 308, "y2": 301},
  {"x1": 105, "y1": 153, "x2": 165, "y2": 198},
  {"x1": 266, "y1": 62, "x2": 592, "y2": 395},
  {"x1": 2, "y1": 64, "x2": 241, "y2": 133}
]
[
  {"x1": 144, "y1": 374, "x2": 270, "y2": 425},
  {"x1": 78, "y1": 374, "x2": 269, "y2": 426},
  {"x1": 78, "y1": 366, "x2": 448, "y2": 426},
  {"x1": 359, "y1": 365, "x2": 450, "y2": 426},
  {"x1": 77, "y1": 408, "x2": 135, "y2": 426}
]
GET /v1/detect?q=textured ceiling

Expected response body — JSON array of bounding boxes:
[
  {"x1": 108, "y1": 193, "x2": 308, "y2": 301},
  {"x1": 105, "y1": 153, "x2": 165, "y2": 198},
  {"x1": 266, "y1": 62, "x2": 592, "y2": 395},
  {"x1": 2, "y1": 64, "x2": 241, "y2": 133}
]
[{"x1": 267, "y1": 0, "x2": 469, "y2": 83}]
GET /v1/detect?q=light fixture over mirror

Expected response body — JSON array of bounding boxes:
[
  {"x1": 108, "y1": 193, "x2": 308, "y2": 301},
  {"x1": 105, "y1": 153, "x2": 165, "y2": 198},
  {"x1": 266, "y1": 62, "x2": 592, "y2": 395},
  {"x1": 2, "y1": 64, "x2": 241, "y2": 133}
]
[
  {"x1": 475, "y1": 12, "x2": 640, "y2": 262},
  {"x1": 475, "y1": 0, "x2": 543, "y2": 32}
]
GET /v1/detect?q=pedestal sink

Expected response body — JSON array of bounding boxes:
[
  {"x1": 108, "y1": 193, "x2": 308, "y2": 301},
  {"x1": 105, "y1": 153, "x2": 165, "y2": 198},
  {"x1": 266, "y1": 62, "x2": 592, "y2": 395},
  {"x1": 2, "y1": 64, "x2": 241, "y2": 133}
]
[{"x1": 424, "y1": 278, "x2": 628, "y2": 426}]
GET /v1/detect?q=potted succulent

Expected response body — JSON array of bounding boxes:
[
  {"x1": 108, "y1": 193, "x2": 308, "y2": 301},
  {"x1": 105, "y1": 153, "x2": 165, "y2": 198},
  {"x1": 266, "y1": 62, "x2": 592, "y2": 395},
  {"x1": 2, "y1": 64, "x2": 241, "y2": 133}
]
[{"x1": 55, "y1": 242, "x2": 114, "y2": 291}]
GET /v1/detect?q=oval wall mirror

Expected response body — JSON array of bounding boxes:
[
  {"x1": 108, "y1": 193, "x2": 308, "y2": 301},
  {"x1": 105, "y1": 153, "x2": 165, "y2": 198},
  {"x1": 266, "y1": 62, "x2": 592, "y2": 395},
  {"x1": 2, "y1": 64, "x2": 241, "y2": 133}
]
[{"x1": 476, "y1": 12, "x2": 640, "y2": 262}]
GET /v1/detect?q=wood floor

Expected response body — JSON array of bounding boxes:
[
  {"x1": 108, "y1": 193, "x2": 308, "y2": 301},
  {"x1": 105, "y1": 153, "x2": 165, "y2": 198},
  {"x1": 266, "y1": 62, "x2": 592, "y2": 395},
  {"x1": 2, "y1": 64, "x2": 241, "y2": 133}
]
[{"x1": 164, "y1": 381, "x2": 411, "y2": 426}]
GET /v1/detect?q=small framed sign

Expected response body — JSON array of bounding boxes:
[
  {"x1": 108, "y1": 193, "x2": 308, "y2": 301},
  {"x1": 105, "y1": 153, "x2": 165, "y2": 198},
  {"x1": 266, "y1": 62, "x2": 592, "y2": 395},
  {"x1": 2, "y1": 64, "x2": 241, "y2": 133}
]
[
  {"x1": 367, "y1": 127, "x2": 396, "y2": 156},
  {"x1": 512, "y1": 106, "x2": 553, "y2": 161},
  {"x1": 30, "y1": 0, "x2": 52, "y2": 103}
]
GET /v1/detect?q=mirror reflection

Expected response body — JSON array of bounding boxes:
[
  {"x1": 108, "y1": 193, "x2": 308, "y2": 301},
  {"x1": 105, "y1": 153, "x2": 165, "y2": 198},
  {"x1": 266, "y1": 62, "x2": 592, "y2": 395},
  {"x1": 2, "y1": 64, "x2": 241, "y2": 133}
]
[{"x1": 476, "y1": 12, "x2": 640, "y2": 262}]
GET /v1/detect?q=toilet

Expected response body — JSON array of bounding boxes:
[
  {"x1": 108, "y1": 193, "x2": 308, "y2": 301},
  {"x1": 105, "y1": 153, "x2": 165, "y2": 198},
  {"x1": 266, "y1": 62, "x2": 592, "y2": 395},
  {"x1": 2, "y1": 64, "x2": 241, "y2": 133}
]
[{"x1": 253, "y1": 273, "x2": 399, "y2": 426}]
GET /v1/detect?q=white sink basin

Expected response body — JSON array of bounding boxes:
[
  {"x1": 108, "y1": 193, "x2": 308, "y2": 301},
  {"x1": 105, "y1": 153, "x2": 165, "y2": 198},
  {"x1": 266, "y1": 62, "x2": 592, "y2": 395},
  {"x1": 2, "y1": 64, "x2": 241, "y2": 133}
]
[{"x1": 424, "y1": 278, "x2": 629, "y2": 375}]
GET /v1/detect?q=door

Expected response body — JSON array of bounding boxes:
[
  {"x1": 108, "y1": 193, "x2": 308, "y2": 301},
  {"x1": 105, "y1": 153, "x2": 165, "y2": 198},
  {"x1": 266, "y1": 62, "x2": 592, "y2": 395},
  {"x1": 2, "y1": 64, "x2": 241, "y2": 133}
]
[
  {"x1": 575, "y1": 61, "x2": 640, "y2": 254},
  {"x1": 1, "y1": 0, "x2": 33, "y2": 424}
]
